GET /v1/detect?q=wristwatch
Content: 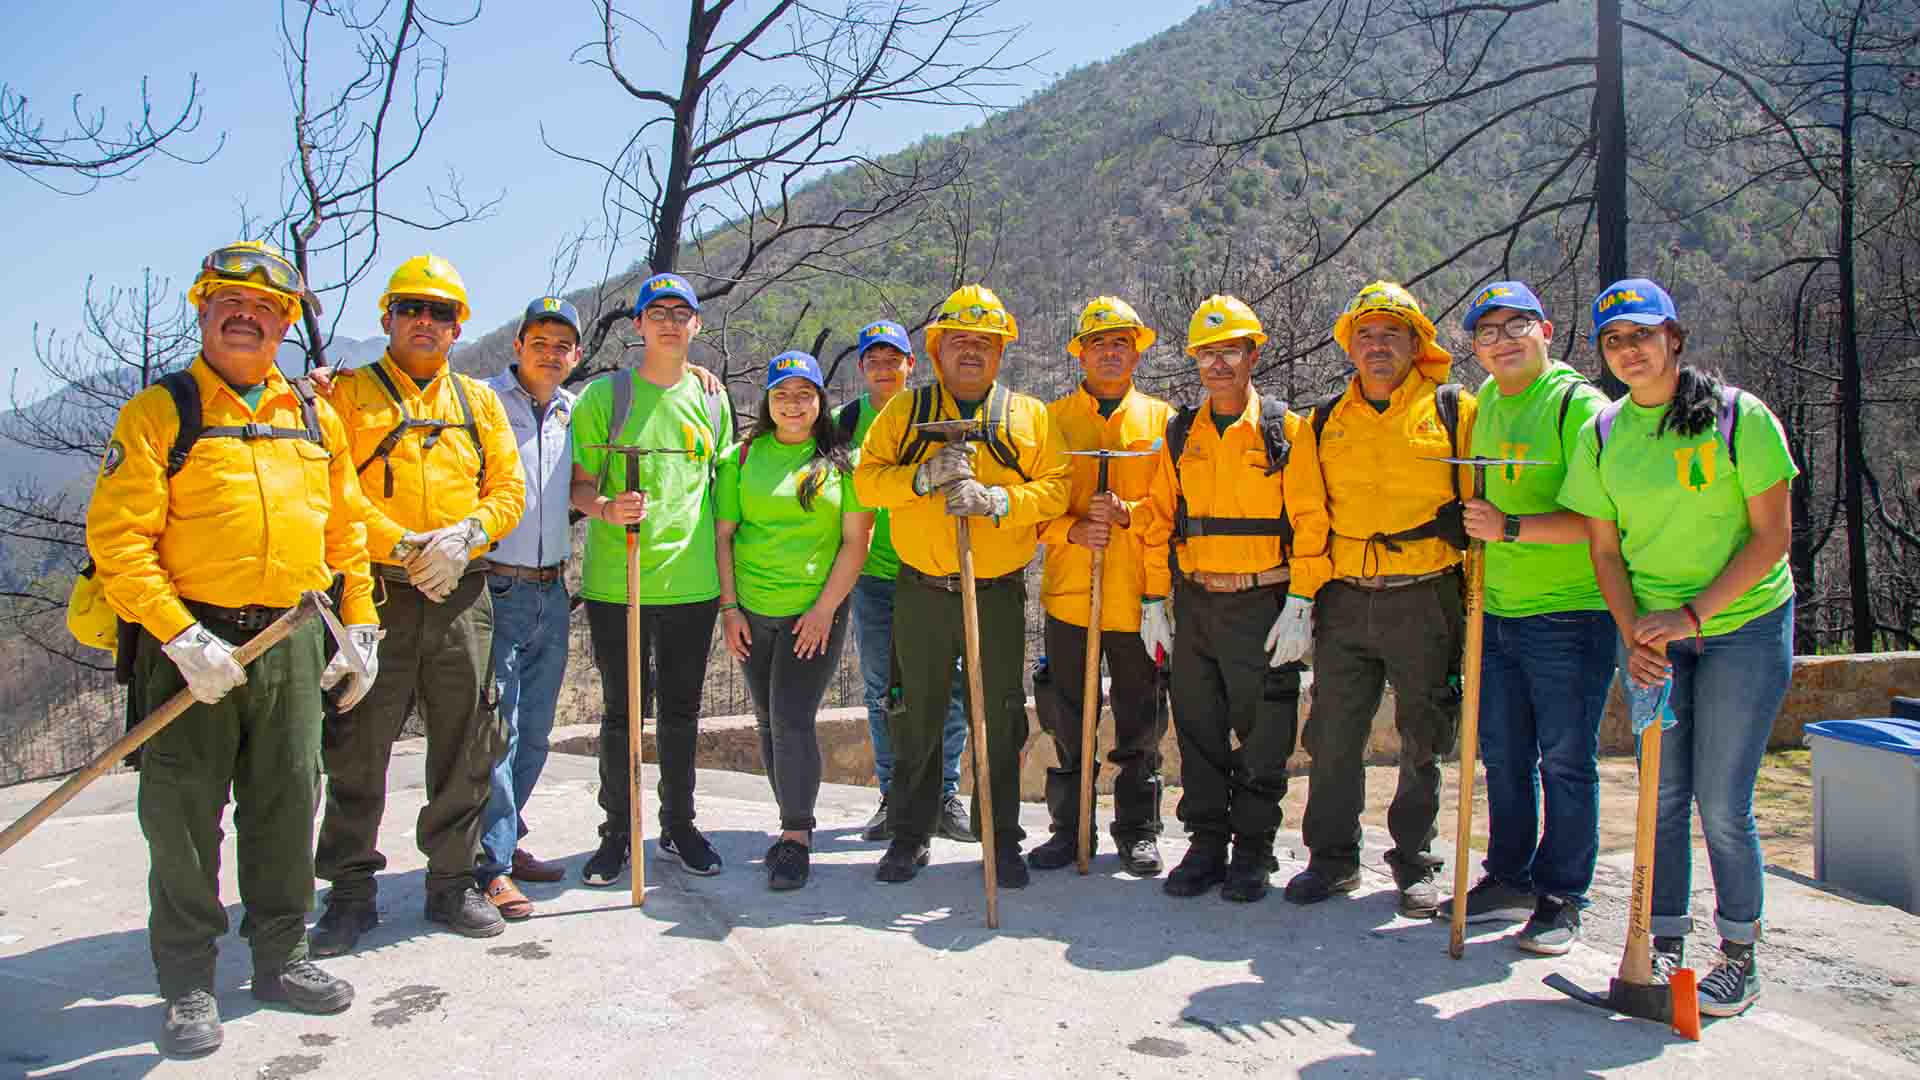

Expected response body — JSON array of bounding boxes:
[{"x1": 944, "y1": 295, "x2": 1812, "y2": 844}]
[{"x1": 1502, "y1": 513, "x2": 1522, "y2": 543}]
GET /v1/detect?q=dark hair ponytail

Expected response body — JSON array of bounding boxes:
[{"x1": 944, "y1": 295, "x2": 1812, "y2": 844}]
[
  {"x1": 749, "y1": 384, "x2": 854, "y2": 511},
  {"x1": 1638, "y1": 320, "x2": 1724, "y2": 439}
]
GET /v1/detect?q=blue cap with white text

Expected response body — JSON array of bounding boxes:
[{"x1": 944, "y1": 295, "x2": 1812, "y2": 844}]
[
  {"x1": 632, "y1": 273, "x2": 701, "y2": 315},
  {"x1": 856, "y1": 319, "x2": 913, "y2": 359},
  {"x1": 1591, "y1": 278, "x2": 1678, "y2": 331},
  {"x1": 1462, "y1": 281, "x2": 1545, "y2": 332},
  {"x1": 765, "y1": 350, "x2": 825, "y2": 390}
]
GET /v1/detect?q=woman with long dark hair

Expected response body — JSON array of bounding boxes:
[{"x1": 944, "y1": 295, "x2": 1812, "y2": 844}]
[
  {"x1": 715, "y1": 351, "x2": 874, "y2": 890},
  {"x1": 1559, "y1": 279, "x2": 1798, "y2": 1018}
]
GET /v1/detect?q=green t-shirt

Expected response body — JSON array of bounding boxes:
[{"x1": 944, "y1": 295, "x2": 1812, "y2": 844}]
[
  {"x1": 716, "y1": 433, "x2": 869, "y2": 616},
  {"x1": 571, "y1": 370, "x2": 733, "y2": 605},
  {"x1": 1470, "y1": 363, "x2": 1609, "y2": 617},
  {"x1": 1557, "y1": 387, "x2": 1798, "y2": 636},
  {"x1": 838, "y1": 394, "x2": 899, "y2": 580}
]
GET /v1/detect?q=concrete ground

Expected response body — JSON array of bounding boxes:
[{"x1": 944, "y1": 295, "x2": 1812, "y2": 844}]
[{"x1": 2, "y1": 744, "x2": 1916, "y2": 1079}]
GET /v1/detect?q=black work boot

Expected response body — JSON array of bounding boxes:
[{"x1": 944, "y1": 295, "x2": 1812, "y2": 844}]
[
  {"x1": 1114, "y1": 833, "x2": 1163, "y2": 877},
  {"x1": 876, "y1": 836, "x2": 931, "y2": 883},
  {"x1": 1163, "y1": 838, "x2": 1229, "y2": 897},
  {"x1": 424, "y1": 885, "x2": 507, "y2": 938},
  {"x1": 1283, "y1": 864, "x2": 1362, "y2": 905},
  {"x1": 1027, "y1": 831, "x2": 1086, "y2": 870},
  {"x1": 862, "y1": 795, "x2": 892, "y2": 842},
  {"x1": 995, "y1": 842, "x2": 1031, "y2": 889},
  {"x1": 253, "y1": 959, "x2": 354, "y2": 1013},
  {"x1": 1112, "y1": 767, "x2": 1165, "y2": 877},
  {"x1": 160, "y1": 988, "x2": 222, "y2": 1057},
  {"x1": 1387, "y1": 850, "x2": 1443, "y2": 918},
  {"x1": 1030, "y1": 767, "x2": 1089, "y2": 869},
  {"x1": 1221, "y1": 837, "x2": 1279, "y2": 903},
  {"x1": 310, "y1": 898, "x2": 377, "y2": 958}
]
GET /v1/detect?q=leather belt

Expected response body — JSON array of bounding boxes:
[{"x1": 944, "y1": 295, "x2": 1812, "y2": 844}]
[
  {"x1": 482, "y1": 561, "x2": 564, "y2": 584},
  {"x1": 1185, "y1": 567, "x2": 1289, "y2": 593},
  {"x1": 903, "y1": 566, "x2": 1023, "y2": 594},
  {"x1": 1338, "y1": 568, "x2": 1455, "y2": 592},
  {"x1": 184, "y1": 599, "x2": 293, "y2": 632}
]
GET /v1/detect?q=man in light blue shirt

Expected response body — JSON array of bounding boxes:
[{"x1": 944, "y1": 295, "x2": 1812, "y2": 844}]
[{"x1": 473, "y1": 296, "x2": 583, "y2": 919}]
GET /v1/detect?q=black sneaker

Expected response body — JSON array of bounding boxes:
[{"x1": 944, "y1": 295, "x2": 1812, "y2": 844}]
[
  {"x1": 1652, "y1": 936, "x2": 1687, "y2": 984},
  {"x1": 876, "y1": 836, "x2": 931, "y2": 882},
  {"x1": 995, "y1": 844, "x2": 1030, "y2": 889},
  {"x1": 253, "y1": 959, "x2": 354, "y2": 1013},
  {"x1": 424, "y1": 885, "x2": 507, "y2": 938},
  {"x1": 1698, "y1": 941, "x2": 1760, "y2": 1017},
  {"x1": 767, "y1": 839, "x2": 811, "y2": 891},
  {"x1": 1026, "y1": 831, "x2": 1081, "y2": 871},
  {"x1": 1387, "y1": 851, "x2": 1442, "y2": 918},
  {"x1": 661, "y1": 825, "x2": 723, "y2": 875},
  {"x1": 159, "y1": 988, "x2": 222, "y2": 1058},
  {"x1": 1283, "y1": 865, "x2": 1362, "y2": 905},
  {"x1": 581, "y1": 833, "x2": 630, "y2": 887},
  {"x1": 1115, "y1": 835, "x2": 1163, "y2": 877},
  {"x1": 1220, "y1": 843, "x2": 1278, "y2": 903},
  {"x1": 862, "y1": 796, "x2": 892, "y2": 842},
  {"x1": 1438, "y1": 875, "x2": 1535, "y2": 925},
  {"x1": 1515, "y1": 896, "x2": 1581, "y2": 956},
  {"x1": 309, "y1": 898, "x2": 377, "y2": 958},
  {"x1": 1163, "y1": 842, "x2": 1229, "y2": 898},
  {"x1": 937, "y1": 794, "x2": 978, "y2": 843}
]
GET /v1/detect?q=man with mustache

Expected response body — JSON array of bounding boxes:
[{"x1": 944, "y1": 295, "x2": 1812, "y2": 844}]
[
  {"x1": 853, "y1": 284, "x2": 1070, "y2": 886},
  {"x1": 87, "y1": 241, "x2": 376, "y2": 1056},
  {"x1": 1285, "y1": 281, "x2": 1478, "y2": 919},
  {"x1": 311, "y1": 254, "x2": 526, "y2": 954},
  {"x1": 1142, "y1": 295, "x2": 1330, "y2": 902}
]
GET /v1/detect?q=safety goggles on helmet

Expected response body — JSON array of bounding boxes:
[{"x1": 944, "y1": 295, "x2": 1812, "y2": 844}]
[
  {"x1": 390, "y1": 298, "x2": 460, "y2": 323},
  {"x1": 937, "y1": 303, "x2": 1010, "y2": 330},
  {"x1": 199, "y1": 244, "x2": 321, "y2": 317}
]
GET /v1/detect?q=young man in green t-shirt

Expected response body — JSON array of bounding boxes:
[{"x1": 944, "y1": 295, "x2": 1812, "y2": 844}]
[
  {"x1": 568, "y1": 273, "x2": 734, "y2": 886},
  {"x1": 835, "y1": 320, "x2": 973, "y2": 845},
  {"x1": 1438, "y1": 282, "x2": 1612, "y2": 955}
]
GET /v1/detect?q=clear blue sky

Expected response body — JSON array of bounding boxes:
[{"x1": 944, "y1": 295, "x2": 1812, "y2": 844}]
[{"x1": 2, "y1": 1, "x2": 1198, "y2": 403}]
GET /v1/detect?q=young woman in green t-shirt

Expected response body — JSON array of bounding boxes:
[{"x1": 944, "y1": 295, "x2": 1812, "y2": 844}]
[
  {"x1": 1559, "y1": 279, "x2": 1798, "y2": 1019},
  {"x1": 715, "y1": 351, "x2": 874, "y2": 891}
]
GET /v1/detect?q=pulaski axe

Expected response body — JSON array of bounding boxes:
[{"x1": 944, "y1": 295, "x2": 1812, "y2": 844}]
[
  {"x1": 586, "y1": 442, "x2": 699, "y2": 907},
  {"x1": 0, "y1": 590, "x2": 344, "y2": 857},
  {"x1": 1063, "y1": 441, "x2": 1159, "y2": 874}
]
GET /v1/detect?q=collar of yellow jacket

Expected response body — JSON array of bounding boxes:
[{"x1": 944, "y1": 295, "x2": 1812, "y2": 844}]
[
  {"x1": 1334, "y1": 367, "x2": 1444, "y2": 419},
  {"x1": 188, "y1": 353, "x2": 294, "y2": 412},
  {"x1": 378, "y1": 350, "x2": 451, "y2": 392},
  {"x1": 1070, "y1": 381, "x2": 1144, "y2": 417}
]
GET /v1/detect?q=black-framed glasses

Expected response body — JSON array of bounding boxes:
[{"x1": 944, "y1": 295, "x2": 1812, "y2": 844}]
[
  {"x1": 390, "y1": 298, "x2": 459, "y2": 323},
  {"x1": 1472, "y1": 316, "x2": 1540, "y2": 347},
  {"x1": 643, "y1": 306, "x2": 697, "y2": 325}
]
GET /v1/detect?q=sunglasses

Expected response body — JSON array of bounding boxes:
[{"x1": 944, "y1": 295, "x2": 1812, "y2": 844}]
[
  {"x1": 1472, "y1": 316, "x2": 1541, "y2": 346},
  {"x1": 643, "y1": 306, "x2": 697, "y2": 325},
  {"x1": 201, "y1": 245, "x2": 322, "y2": 316},
  {"x1": 390, "y1": 298, "x2": 460, "y2": 323}
]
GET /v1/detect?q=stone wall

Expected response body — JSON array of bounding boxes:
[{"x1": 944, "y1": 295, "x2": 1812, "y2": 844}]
[{"x1": 548, "y1": 651, "x2": 1920, "y2": 802}]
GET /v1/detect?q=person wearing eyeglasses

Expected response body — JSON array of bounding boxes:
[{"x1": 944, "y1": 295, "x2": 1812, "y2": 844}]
[
  {"x1": 86, "y1": 241, "x2": 376, "y2": 1056},
  {"x1": 1432, "y1": 282, "x2": 1612, "y2": 955},
  {"x1": 1559, "y1": 278, "x2": 1797, "y2": 1019},
  {"x1": 311, "y1": 254, "x2": 526, "y2": 956},
  {"x1": 569, "y1": 272, "x2": 736, "y2": 887}
]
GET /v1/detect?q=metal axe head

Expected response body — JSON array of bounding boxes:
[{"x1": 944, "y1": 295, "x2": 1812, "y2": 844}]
[
  {"x1": 912, "y1": 418, "x2": 983, "y2": 443},
  {"x1": 1420, "y1": 455, "x2": 1548, "y2": 468},
  {"x1": 1065, "y1": 438, "x2": 1162, "y2": 459},
  {"x1": 584, "y1": 444, "x2": 698, "y2": 456},
  {"x1": 308, "y1": 590, "x2": 369, "y2": 681}
]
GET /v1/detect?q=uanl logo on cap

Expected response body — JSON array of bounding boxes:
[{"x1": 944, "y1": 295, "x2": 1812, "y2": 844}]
[
  {"x1": 1597, "y1": 289, "x2": 1646, "y2": 313},
  {"x1": 775, "y1": 355, "x2": 808, "y2": 370},
  {"x1": 541, "y1": 297, "x2": 562, "y2": 312},
  {"x1": 1473, "y1": 287, "x2": 1513, "y2": 307}
]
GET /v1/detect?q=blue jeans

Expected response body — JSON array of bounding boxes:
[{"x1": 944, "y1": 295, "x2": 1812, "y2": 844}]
[
  {"x1": 475, "y1": 574, "x2": 569, "y2": 883},
  {"x1": 1479, "y1": 609, "x2": 1615, "y2": 904},
  {"x1": 1629, "y1": 597, "x2": 1794, "y2": 945},
  {"x1": 850, "y1": 574, "x2": 967, "y2": 798}
]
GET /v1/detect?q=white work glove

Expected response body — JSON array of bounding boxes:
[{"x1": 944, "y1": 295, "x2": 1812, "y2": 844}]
[
  {"x1": 319, "y1": 624, "x2": 384, "y2": 712},
  {"x1": 1263, "y1": 594, "x2": 1314, "y2": 668},
  {"x1": 403, "y1": 517, "x2": 487, "y2": 601},
  {"x1": 945, "y1": 479, "x2": 1008, "y2": 519},
  {"x1": 161, "y1": 622, "x2": 248, "y2": 704},
  {"x1": 1139, "y1": 597, "x2": 1174, "y2": 665},
  {"x1": 914, "y1": 443, "x2": 975, "y2": 494}
]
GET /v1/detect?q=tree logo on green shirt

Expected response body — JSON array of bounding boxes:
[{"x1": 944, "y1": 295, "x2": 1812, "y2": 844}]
[
  {"x1": 1675, "y1": 441, "x2": 1718, "y2": 492},
  {"x1": 1498, "y1": 441, "x2": 1530, "y2": 481}
]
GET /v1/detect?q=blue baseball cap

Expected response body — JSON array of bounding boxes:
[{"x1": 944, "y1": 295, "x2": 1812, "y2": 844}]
[
  {"x1": 765, "y1": 350, "x2": 824, "y2": 390},
  {"x1": 1462, "y1": 281, "x2": 1545, "y2": 332},
  {"x1": 1592, "y1": 278, "x2": 1678, "y2": 331},
  {"x1": 856, "y1": 319, "x2": 913, "y2": 359},
  {"x1": 519, "y1": 295, "x2": 582, "y2": 338},
  {"x1": 632, "y1": 272, "x2": 701, "y2": 315}
]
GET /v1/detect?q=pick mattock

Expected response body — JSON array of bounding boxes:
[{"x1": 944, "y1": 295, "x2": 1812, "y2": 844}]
[
  {"x1": 1064, "y1": 443, "x2": 1158, "y2": 874},
  {"x1": 915, "y1": 417, "x2": 1004, "y2": 926},
  {"x1": 0, "y1": 590, "x2": 345, "y2": 857},
  {"x1": 587, "y1": 441, "x2": 698, "y2": 907},
  {"x1": 1423, "y1": 454, "x2": 1535, "y2": 959}
]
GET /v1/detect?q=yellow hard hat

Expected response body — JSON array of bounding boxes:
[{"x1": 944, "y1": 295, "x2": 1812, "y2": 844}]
[
  {"x1": 1185, "y1": 294, "x2": 1267, "y2": 355},
  {"x1": 1332, "y1": 280, "x2": 1452, "y2": 380},
  {"x1": 377, "y1": 254, "x2": 471, "y2": 323},
  {"x1": 924, "y1": 283, "x2": 1017, "y2": 358},
  {"x1": 186, "y1": 240, "x2": 313, "y2": 321},
  {"x1": 1067, "y1": 296, "x2": 1155, "y2": 357}
]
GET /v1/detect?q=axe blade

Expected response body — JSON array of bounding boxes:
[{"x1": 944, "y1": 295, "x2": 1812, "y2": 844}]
[
  {"x1": 1420, "y1": 455, "x2": 1549, "y2": 468},
  {"x1": 584, "y1": 444, "x2": 697, "y2": 455},
  {"x1": 308, "y1": 589, "x2": 369, "y2": 682},
  {"x1": 913, "y1": 419, "x2": 983, "y2": 441},
  {"x1": 1066, "y1": 437, "x2": 1162, "y2": 459}
]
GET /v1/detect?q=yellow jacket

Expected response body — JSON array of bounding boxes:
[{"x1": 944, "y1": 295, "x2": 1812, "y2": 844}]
[
  {"x1": 325, "y1": 353, "x2": 525, "y2": 565},
  {"x1": 853, "y1": 380, "x2": 1070, "y2": 579},
  {"x1": 1039, "y1": 385, "x2": 1173, "y2": 631},
  {"x1": 1142, "y1": 393, "x2": 1333, "y2": 598},
  {"x1": 1317, "y1": 371, "x2": 1479, "y2": 580},
  {"x1": 86, "y1": 356, "x2": 378, "y2": 643}
]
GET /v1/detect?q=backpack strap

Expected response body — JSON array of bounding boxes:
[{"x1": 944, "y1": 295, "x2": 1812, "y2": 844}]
[
  {"x1": 1257, "y1": 394, "x2": 1291, "y2": 476},
  {"x1": 448, "y1": 373, "x2": 488, "y2": 494},
  {"x1": 1718, "y1": 384, "x2": 1741, "y2": 467},
  {"x1": 160, "y1": 370, "x2": 327, "y2": 478},
  {"x1": 158, "y1": 371, "x2": 202, "y2": 479},
  {"x1": 1167, "y1": 398, "x2": 1293, "y2": 547},
  {"x1": 979, "y1": 384, "x2": 1031, "y2": 483},
  {"x1": 705, "y1": 384, "x2": 731, "y2": 458},
  {"x1": 1307, "y1": 390, "x2": 1342, "y2": 447},
  {"x1": 1435, "y1": 382, "x2": 1462, "y2": 504},
  {"x1": 835, "y1": 398, "x2": 862, "y2": 443},
  {"x1": 896, "y1": 384, "x2": 941, "y2": 466},
  {"x1": 357, "y1": 362, "x2": 484, "y2": 498}
]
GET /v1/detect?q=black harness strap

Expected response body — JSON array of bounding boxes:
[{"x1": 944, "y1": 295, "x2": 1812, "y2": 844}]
[
  {"x1": 356, "y1": 362, "x2": 487, "y2": 499},
  {"x1": 159, "y1": 371, "x2": 325, "y2": 478},
  {"x1": 1167, "y1": 394, "x2": 1294, "y2": 548}
]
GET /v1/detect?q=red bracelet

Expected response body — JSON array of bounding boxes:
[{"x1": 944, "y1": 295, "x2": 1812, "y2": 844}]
[{"x1": 1682, "y1": 603, "x2": 1704, "y2": 648}]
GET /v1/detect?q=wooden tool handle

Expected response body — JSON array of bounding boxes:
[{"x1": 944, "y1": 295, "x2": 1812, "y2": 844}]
[
  {"x1": 956, "y1": 517, "x2": 998, "y2": 928},
  {"x1": 1449, "y1": 541, "x2": 1487, "y2": 958},
  {"x1": 1078, "y1": 550, "x2": 1104, "y2": 875},
  {"x1": 1, "y1": 599, "x2": 320, "y2": 857},
  {"x1": 627, "y1": 533, "x2": 646, "y2": 906},
  {"x1": 1620, "y1": 722, "x2": 1664, "y2": 983}
]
